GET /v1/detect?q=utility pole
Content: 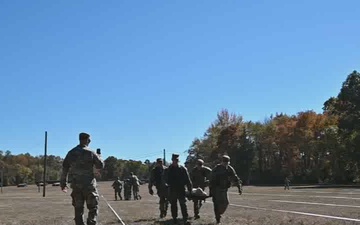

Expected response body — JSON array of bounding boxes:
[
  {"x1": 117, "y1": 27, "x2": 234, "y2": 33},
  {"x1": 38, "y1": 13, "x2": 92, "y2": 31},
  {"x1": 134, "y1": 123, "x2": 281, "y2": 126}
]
[
  {"x1": 163, "y1": 149, "x2": 166, "y2": 166},
  {"x1": 43, "y1": 131, "x2": 48, "y2": 197},
  {"x1": 0, "y1": 170, "x2": 3, "y2": 193}
]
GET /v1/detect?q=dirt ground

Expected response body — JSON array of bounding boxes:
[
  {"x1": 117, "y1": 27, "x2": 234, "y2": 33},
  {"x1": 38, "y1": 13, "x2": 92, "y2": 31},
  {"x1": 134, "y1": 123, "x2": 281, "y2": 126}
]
[{"x1": 1, "y1": 182, "x2": 360, "y2": 225}]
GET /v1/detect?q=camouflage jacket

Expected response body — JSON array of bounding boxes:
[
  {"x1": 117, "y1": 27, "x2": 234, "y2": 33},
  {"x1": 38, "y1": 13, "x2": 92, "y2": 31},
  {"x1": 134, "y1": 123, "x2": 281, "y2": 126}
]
[
  {"x1": 190, "y1": 166, "x2": 212, "y2": 188},
  {"x1": 210, "y1": 164, "x2": 240, "y2": 189},
  {"x1": 130, "y1": 175, "x2": 140, "y2": 187},
  {"x1": 164, "y1": 164, "x2": 192, "y2": 192},
  {"x1": 60, "y1": 145, "x2": 104, "y2": 189},
  {"x1": 112, "y1": 180, "x2": 123, "y2": 190},
  {"x1": 149, "y1": 165, "x2": 167, "y2": 189}
]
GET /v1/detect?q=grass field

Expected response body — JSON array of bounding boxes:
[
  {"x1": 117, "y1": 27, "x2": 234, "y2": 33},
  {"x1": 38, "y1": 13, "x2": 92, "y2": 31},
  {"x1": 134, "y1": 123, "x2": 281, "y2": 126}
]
[{"x1": 1, "y1": 181, "x2": 360, "y2": 225}]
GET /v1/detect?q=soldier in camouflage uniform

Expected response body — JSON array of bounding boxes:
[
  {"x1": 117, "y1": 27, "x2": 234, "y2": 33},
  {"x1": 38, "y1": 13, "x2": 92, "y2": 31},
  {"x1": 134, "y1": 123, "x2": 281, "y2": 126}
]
[
  {"x1": 164, "y1": 154, "x2": 192, "y2": 225},
  {"x1": 60, "y1": 132, "x2": 104, "y2": 225},
  {"x1": 190, "y1": 159, "x2": 212, "y2": 219},
  {"x1": 129, "y1": 172, "x2": 141, "y2": 200},
  {"x1": 284, "y1": 177, "x2": 290, "y2": 190},
  {"x1": 148, "y1": 158, "x2": 169, "y2": 218},
  {"x1": 210, "y1": 155, "x2": 241, "y2": 224},
  {"x1": 111, "y1": 177, "x2": 123, "y2": 200},
  {"x1": 123, "y1": 179, "x2": 132, "y2": 200}
]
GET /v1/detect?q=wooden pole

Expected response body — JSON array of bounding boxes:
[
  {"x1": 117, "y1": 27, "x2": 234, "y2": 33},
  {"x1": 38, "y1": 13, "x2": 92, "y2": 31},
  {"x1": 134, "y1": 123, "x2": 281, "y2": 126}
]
[{"x1": 43, "y1": 131, "x2": 47, "y2": 197}]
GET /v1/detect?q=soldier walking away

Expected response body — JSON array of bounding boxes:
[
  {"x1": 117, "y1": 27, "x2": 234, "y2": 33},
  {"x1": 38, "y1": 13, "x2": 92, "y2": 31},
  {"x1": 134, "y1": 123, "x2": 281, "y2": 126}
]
[
  {"x1": 190, "y1": 159, "x2": 212, "y2": 220},
  {"x1": 284, "y1": 177, "x2": 290, "y2": 190},
  {"x1": 129, "y1": 172, "x2": 142, "y2": 200},
  {"x1": 60, "y1": 132, "x2": 104, "y2": 225},
  {"x1": 210, "y1": 155, "x2": 241, "y2": 224},
  {"x1": 164, "y1": 154, "x2": 192, "y2": 225},
  {"x1": 148, "y1": 158, "x2": 169, "y2": 218},
  {"x1": 112, "y1": 177, "x2": 123, "y2": 200},
  {"x1": 124, "y1": 179, "x2": 132, "y2": 200}
]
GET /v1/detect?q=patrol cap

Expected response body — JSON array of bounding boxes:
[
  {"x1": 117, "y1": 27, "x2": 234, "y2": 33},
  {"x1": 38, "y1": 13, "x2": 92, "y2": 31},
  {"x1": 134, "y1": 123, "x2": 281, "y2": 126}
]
[
  {"x1": 79, "y1": 132, "x2": 90, "y2": 140},
  {"x1": 172, "y1": 154, "x2": 179, "y2": 161},
  {"x1": 156, "y1": 158, "x2": 163, "y2": 163},
  {"x1": 222, "y1": 155, "x2": 230, "y2": 162},
  {"x1": 197, "y1": 159, "x2": 204, "y2": 165}
]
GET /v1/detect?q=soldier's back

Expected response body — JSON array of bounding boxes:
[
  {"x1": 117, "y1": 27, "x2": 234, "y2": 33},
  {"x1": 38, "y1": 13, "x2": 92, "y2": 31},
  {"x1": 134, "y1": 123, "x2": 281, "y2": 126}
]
[{"x1": 66, "y1": 145, "x2": 98, "y2": 188}]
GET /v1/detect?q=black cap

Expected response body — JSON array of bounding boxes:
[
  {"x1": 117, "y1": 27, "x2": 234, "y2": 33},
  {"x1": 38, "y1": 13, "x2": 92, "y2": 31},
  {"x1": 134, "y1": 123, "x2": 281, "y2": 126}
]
[
  {"x1": 156, "y1": 158, "x2": 163, "y2": 162},
  {"x1": 172, "y1": 154, "x2": 179, "y2": 160},
  {"x1": 79, "y1": 132, "x2": 90, "y2": 140}
]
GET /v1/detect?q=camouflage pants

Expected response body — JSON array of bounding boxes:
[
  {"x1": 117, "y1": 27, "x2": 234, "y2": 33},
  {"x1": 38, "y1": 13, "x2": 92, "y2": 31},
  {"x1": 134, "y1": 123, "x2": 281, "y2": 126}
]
[
  {"x1": 212, "y1": 188, "x2": 229, "y2": 221},
  {"x1": 133, "y1": 185, "x2": 141, "y2": 200},
  {"x1": 71, "y1": 186, "x2": 99, "y2": 225},
  {"x1": 284, "y1": 184, "x2": 290, "y2": 190},
  {"x1": 124, "y1": 187, "x2": 131, "y2": 200},
  {"x1": 157, "y1": 186, "x2": 169, "y2": 216},
  {"x1": 114, "y1": 189, "x2": 122, "y2": 200},
  {"x1": 168, "y1": 189, "x2": 188, "y2": 220},
  {"x1": 193, "y1": 186, "x2": 205, "y2": 216}
]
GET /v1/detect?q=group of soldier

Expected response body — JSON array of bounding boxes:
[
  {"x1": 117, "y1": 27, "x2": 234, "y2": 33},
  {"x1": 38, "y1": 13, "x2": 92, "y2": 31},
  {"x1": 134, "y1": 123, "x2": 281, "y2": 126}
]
[
  {"x1": 59, "y1": 132, "x2": 247, "y2": 225},
  {"x1": 111, "y1": 172, "x2": 142, "y2": 201},
  {"x1": 148, "y1": 153, "x2": 242, "y2": 225}
]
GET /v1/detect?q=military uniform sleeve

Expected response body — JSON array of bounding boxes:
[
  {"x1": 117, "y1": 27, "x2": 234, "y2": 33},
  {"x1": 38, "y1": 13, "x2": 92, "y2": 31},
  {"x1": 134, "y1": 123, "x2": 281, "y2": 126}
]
[
  {"x1": 205, "y1": 167, "x2": 212, "y2": 179},
  {"x1": 163, "y1": 168, "x2": 169, "y2": 186},
  {"x1": 228, "y1": 165, "x2": 240, "y2": 183},
  {"x1": 183, "y1": 167, "x2": 193, "y2": 191},
  {"x1": 93, "y1": 152, "x2": 104, "y2": 169},
  {"x1": 148, "y1": 168, "x2": 155, "y2": 188},
  {"x1": 60, "y1": 151, "x2": 71, "y2": 188},
  {"x1": 209, "y1": 166, "x2": 218, "y2": 187},
  {"x1": 189, "y1": 167, "x2": 195, "y2": 182}
]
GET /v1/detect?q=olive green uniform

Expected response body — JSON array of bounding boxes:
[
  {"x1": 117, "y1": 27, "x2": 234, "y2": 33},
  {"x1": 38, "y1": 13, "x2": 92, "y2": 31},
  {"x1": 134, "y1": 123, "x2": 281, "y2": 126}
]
[
  {"x1": 61, "y1": 144, "x2": 104, "y2": 225},
  {"x1": 149, "y1": 163, "x2": 168, "y2": 218},
  {"x1": 112, "y1": 179, "x2": 123, "y2": 200},
  {"x1": 210, "y1": 163, "x2": 240, "y2": 224},
  {"x1": 190, "y1": 165, "x2": 212, "y2": 218}
]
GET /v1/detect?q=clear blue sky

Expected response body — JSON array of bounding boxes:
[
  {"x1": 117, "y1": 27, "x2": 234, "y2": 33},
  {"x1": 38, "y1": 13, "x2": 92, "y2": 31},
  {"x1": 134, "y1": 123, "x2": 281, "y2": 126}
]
[{"x1": 1, "y1": 0, "x2": 359, "y2": 163}]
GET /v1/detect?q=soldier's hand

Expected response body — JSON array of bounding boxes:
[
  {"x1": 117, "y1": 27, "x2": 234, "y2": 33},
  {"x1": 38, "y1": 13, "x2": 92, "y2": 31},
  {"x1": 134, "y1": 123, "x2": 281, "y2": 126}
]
[
  {"x1": 61, "y1": 186, "x2": 68, "y2": 193},
  {"x1": 149, "y1": 188, "x2": 154, "y2": 195}
]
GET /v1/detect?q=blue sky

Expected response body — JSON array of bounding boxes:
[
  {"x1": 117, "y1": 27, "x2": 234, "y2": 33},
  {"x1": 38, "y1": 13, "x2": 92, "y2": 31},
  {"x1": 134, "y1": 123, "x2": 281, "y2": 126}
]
[{"x1": 0, "y1": 0, "x2": 359, "y2": 163}]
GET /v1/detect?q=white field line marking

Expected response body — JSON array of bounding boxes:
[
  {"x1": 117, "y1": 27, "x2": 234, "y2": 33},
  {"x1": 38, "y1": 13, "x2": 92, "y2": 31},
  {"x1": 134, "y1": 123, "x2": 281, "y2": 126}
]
[
  {"x1": 292, "y1": 190, "x2": 360, "y2": 195},
  {"x1": 100, "y1": 195, "x2": 126, "y2": 225},
  {"x1": 229, "y1": 203, "x2": 360, "y2": 222},
  {"x1": 269, "y1": 199, "x2": 360, "y2": 208},
  {"x1": 229, "y1": 192, "x2": 360, "y2": 200},
  {"x1": 149, "y1": 198, "x2": 360, "y2": 222}
]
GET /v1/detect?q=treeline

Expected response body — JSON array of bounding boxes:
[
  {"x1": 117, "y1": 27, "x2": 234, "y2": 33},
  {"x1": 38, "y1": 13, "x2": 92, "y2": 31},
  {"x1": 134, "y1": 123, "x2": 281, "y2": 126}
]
[
  {"x1": 1, "y1": 71, "x2": 359, "y2": 186},
  {"x1": 0, "y1": 151, "x2": 154, "y2": 186},
  {"x1": 185, "y1": 71, "x2": 360, "y2": 185}
]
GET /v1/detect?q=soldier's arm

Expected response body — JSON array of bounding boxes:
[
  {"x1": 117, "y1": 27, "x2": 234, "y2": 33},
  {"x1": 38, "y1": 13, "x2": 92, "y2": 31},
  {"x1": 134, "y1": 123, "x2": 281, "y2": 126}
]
[
  {"x1": 93, "y1": 152, "x2": 104, "y2": 169},
  {"x1": 163, "y1": 168, "x2": 169, "y2": 187},
  {"x1": 208, "y1": 166, "x2": 218, "y2": 196},
  {"x1": 189, "y1": 168, "x2": 195, "y2": 183},
  {"x1": 204, "y1": 167, "x2": 212, "y2": 186},
  {"x1": 148, "y1": 169, "x2": 155, "y2": 189},
  {"x1": 60, "y1": 152, "x2": 71, "y2": 189},
  {"x1": 209, "y1": 166, "x2": 218, "y2": 187},
  {"x1": 184, "y1": 167, "x2": 193, "y2": 192},
  {"x1": 229, "y1": 166, "x2": 241, "y2": 192}
]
